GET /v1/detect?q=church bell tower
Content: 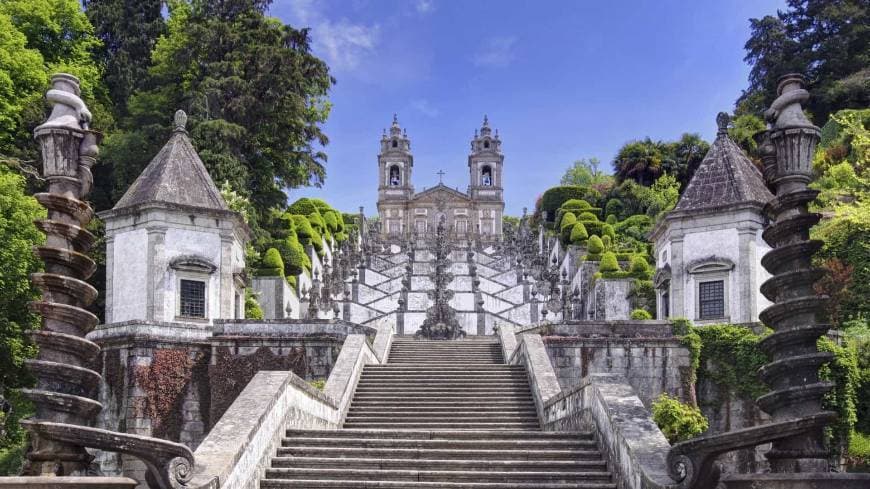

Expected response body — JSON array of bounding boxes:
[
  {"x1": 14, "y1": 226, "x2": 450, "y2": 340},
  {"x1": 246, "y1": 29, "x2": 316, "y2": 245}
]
[
  {"x1": 377, "y1": 114, "x2": 414, "y2": 236},
  {"x1": 468, "y1": 115, "x2": 505, "y2": 238}
]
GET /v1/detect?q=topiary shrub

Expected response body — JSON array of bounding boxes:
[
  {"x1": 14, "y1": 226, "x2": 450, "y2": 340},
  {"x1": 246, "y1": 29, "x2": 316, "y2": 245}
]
[
  {"x1": 629, "y1": 254, "x2": 651, "y2": 279},
  {"x1": 605, "y1": 198, "x2": 625, "y2": 219},
  {"x1": 601, "y1": 235, "x2": 612, "y2": 250},
  {"x1": 559, "y1": 211, "x2": 577, "y2": 230},
  {"x1": 540, "y1": 186, "x2": 593, "y2": 222},
  {"x1": 569, "y1": 222, "x2": 588, "y2": 244},
  {"x1": 323, "y1": 211, "x2": 340, "y2": 234},
  {"x1": 631, "y1": 308, "x2": 652, "y2": 320},
  {"x1": 599, "y1": 251, "x2": 620, "y2": 273},
  {"x1": 288, "y1": 197, "x2": 319, "y2": 216},
  {"x1": 605, "y1": 214, "x2": 617, "y2": 225},
  {"x1": 586, "y1": 235, "x2": 604, "y2": 260},
  {"x1": 245, "y1": 290, "x2": 264, "y2": 319},
  {"x1": 576, "y1": 211, "x2": 598, "y2": 222},
  {"x1": 292, "y1": 215, "x2": 322, "y2": 254},
  {"x1": 560, "y1": 199, "x2": 593, "y2": 211},
  {"x1": 652, "y1": 394, "x2": 708, "y2": 443},
  {"x1": 283, "y1": 235, "x2": 310, "y2": 276},
  {"x1": 256, "y1": 247, "x2": 285, "y2": 277}
]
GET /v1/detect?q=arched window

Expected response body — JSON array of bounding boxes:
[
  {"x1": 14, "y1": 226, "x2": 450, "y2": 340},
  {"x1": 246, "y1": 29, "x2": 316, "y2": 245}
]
[
  {"x1": 484, "y1": 140, "x2": 490, "y2": 149},
  {"x1": 389, "y1": 165, "x2": 401, "y2": 186},
  {"x1": 481, "y1": 165, "x2": 493, "y2": 186},
  {"x1": 391, "y1": 139, "x2": 398, "y2": 148}
]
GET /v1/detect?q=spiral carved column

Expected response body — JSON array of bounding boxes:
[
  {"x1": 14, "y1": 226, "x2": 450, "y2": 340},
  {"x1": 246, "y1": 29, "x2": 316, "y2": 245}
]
[
  {"x1": 756, "y1": 74, "x2": 833, "y2": 473},
  {"x1": 18, "y1": 74, "x2": 104, "y2": 476}
]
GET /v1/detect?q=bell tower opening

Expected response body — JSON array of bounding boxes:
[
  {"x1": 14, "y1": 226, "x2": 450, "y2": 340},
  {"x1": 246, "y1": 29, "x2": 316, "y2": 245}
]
[
  {"x1": 389, "y1": 165, "x2": 401, "y2": 186},
  {"x1": 481, "y1": 165, "x2": 493, "y2": 186}
]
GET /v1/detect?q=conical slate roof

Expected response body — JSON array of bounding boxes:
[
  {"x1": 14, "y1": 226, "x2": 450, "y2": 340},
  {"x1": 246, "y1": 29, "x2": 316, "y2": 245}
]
[
  {"x1": 674, "y1": 113, "x2": 773, "y2": 212},
  {"x1": 113, "y1": 110, "x2": 228, "y2": 212}
]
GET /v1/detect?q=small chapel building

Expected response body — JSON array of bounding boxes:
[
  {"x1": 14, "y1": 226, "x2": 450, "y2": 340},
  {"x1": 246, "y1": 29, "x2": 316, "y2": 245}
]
[
  {"x1": 98, "y1": 110, "x2": 249, "y2": 325},
  {"x1": 650, "y1": 114, "x2": 774, "y2": 325},
  {"x1": 376, "y1": 115, "x2": 505, "y2": 241}
]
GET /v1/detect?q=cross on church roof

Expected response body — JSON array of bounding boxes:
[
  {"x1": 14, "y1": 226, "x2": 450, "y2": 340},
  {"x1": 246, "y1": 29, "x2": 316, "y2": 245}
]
[{"x1": 437, "y1": 169, "x2": 445, "y2": 183}]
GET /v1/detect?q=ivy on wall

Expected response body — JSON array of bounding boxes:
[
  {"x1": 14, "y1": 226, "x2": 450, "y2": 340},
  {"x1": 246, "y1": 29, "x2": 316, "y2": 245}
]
[{"x1": 134, "y1": 349, "x2": 202, "y2": 440}]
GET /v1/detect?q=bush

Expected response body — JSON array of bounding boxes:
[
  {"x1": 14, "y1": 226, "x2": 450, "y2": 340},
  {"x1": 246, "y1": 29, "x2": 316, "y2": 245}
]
[
  {"x1": 599, "y1": 251, "x2": 620, "y2": 273},
  {"x1": 569, "y1": 222, "x2": 588, "y2": 244},
  {"x1": 540, "y1": 186, "x2": 594, "y2": 222},
  {"x1": 576, "y1": 211, "x2": 598, "y2": 222},
  {"x1": 629, "y1": 254, "x2": 651, "y2": 279},
  {"x1": 257, "y1": 248, "x2": 285, "y2": 277},
  {"x1": 601, "y1": 235, "x2": 612, "y2": 250},
  {"x1": 288, "y1": 197, "x2": 319, "y2": 216},
  {"x1": 587, "y1": 235, "x2": 604, "y2": 255},
  {"x1": 559, "y1": 211, "x2": 577, "y2": 230},
  {"x1": 292, "y1": 215, "x2": 322, "y2": 253},
  {"x1": 245, "y1": 290, "x2": 264, "y2": 319},
  {"x1": 560, "y1": 199, "x2": 593, "y2": 211},
  {"x1": 283, "y1": 235, "x2": 310, "y2": 276},
  {"x1": 652, "y1": 394, "x2": 708, "y2": 443},
  {"x1": 631, "y1": 309, "x2": 652, "y2": 320},
  {"x1": 605, "y1": 198, "x2": 624, "y2": 219}
]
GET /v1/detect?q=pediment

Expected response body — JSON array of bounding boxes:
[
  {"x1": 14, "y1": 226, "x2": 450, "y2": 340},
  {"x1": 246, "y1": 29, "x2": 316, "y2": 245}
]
[{"x1": 412, "y1": 184, "x2": 471, "y2": 203}]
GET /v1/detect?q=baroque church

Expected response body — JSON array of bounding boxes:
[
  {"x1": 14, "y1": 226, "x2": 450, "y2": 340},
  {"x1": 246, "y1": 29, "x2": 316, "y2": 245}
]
[{"x1": 376, "y1": 115, "x2": 505, "y2": 241}]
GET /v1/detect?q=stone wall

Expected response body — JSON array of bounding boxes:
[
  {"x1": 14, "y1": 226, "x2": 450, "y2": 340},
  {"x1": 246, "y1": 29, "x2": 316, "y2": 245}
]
[
  {"x1": 88, "y1": 319, "x2": 373, "y2": 482},
  {"x1": 539, "y1": 323, "x2": 693, "y2": 407}
]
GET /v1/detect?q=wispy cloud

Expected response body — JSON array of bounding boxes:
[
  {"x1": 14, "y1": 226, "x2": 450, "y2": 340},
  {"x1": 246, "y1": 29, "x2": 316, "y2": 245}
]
[
  {"x1": 473, "y1": 36, "x2": 517, "y2": 68},
  {"x1": 415, "y1": 0, "x2": 435, "y2": 14},
  {"x1": 410, "y1": 99, "x2": 439, "y2": 117},
  {"x1": 288, "y1": 0, "x2": 380, "y2": 72}
]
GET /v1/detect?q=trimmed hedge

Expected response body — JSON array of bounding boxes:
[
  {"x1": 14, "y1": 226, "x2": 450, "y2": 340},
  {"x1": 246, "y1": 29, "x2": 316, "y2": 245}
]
[
  {"x1": 631, "y1": 308, "x2": 653, "y2": 320},
  {"x1": 541, "y1": 186, "x2": 594, "y2": 222},
  {"x1": 256, "y1": 248, "x2": 285, "y2": 277},
  {"x1": 587, "y1": 235, "x2": 605, "y2": 255},
  {"x1": 599, "y1": 251, "x2": 620, "y2": 273},
  {"x1": 288, "y1": 197, "x2": 319, "y2": 216},
  {"x1": 569, "y1": 222, "x2": 588, "y2": 244}
]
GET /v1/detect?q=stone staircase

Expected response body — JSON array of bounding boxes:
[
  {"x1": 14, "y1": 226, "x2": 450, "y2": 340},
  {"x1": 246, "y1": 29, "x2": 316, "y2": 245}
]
[{"x1": 260, "y1": 337, "x2": 615, "y2": 488}]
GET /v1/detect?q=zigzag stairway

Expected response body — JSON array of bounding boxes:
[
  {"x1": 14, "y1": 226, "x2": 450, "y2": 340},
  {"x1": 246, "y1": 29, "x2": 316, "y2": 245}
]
[{"x1": 259, "y1": 337, "x2": 615, "y2": 488}]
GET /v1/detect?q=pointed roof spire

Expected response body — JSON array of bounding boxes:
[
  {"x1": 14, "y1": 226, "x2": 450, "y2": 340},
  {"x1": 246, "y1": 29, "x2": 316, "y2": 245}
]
[
  {"x1": 483, "y1": 114, "x2": 489, "y2": 127},
  {"x1": 390, "y1": 113, "x2": 402, "y2": 136},
  {"x1": 113, "y1": 109, "x2": 228, "y2": 212},
  {"x1": 674, "y1": 113, "x2": 773, "y2": 212},
  {"x1": 480, "y1": 114, "x2": 492, "y2": 136}
]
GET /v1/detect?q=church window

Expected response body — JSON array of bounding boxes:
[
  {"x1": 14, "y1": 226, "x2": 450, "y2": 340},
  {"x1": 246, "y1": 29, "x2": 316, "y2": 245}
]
[
  {"x1": 484, "y1": 140, "x2": 490, "y2": 149},
  {"x1": 392, "y1": 139, "x2": 398, "y2": 148},
  {"x1": 180, "y1": 279, "x2": 206, "y2": 318},
  {"x1": 389, "y1": 165, "x2": 401, "y2": 186},
  {"x1": 415, "y1": 219, "x2": 427, "y2": 233},
  {"x1": 456, "y1": 220, "x2": 467, "y2": 234},
  {"x1": 698, "y1": 280, "x2": 724, "y2": 319},
  {"x1": 661, "y1": 290, "x2": 670, "y2": 319},
  {"x1": 481, "y1": 165, "x2": 493, "y2": 186}
]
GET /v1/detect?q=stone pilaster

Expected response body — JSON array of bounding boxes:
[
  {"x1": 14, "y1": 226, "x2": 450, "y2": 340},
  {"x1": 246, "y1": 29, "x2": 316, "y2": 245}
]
[{"x1": 146, "y1": 226, "x2": 167, "y2": 321}]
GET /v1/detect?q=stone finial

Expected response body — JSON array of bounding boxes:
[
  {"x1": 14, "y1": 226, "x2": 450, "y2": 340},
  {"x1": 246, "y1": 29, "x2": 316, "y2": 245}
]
[
  {"x1": 174, "y1": 109, "x2": 188, "y2": 132},
  {"x1": 392, "y1": 113, "x2": 399, "y2": 126},
  {"x1": 716, "y1": 112, "x2": 730, "y2": 136},
  {"x1": 35, "y1": 73, "x2": 92, "y2": 132},
  {"x1": 766, "y1": 73, "x2": 815, "y2": 130},
  {"x1": 482, "y1": 114, "x2": 489, "y2": 127}
]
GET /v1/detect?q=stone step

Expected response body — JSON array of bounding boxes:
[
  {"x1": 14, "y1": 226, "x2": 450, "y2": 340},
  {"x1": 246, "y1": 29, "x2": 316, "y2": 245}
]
[
  {"x1": 346, "y1": 409, "x2": 538, "y2": 416},
  {"x1": 344, "y1": 415, "x2": 539, "y2": 423},
  {"x1": 271, "y1": 456, "x2": 608, "y2": 472},
  {"x1": 356, "y1": 381, "x2": 531, "y2": 388},
  {"x1": 348, "y1": 400, "x2": 536, "y2": 408},
  {"x1": 277, "y1": 446, "x2": 602, "y2": 461},
  {"x1": 285, "y1": 429, "x2": 586, "y2": 440},
  {"x1": 342, "y1": 422, "x2": 540, "y2": 430},
  {"x1": 281, "y1": 435, "x2": 595, "y2": 448},
  {"x1": 262, "y1": 468, "x2": 613, "y2": 483},
  {"x1": 261, "y1": 481, "x2": 615, "y2": 489},
  {"x1": 353, "y1": 388, "x2": 533, "y2": 394},
  {"x1": 350, "y1": 395, "x2": 534, "y2": 402},
  {"x1": 365, "y1": 365, "x2": 524, "y2": 370}
]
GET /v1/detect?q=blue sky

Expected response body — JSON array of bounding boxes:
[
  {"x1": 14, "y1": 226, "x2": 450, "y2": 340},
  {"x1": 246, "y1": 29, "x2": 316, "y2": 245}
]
[{"x1": 269, "y1": 0, "x2": 786, "y2": 216}]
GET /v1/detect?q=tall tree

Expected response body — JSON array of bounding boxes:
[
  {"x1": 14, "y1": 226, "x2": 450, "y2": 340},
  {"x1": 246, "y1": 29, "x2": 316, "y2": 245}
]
[
  {"x1": 613, "y1": 138, "x2": 669, "y2": 187},
  {"x1": 104, "y1": 0, "x2": 334, "y2": 237},
  {"x1": 83, "y1": 0, "x2": 165, "y2": 118},
  {"x1": 740, "y1": 0, "x2": 869, "y2": 122},
  {"x1": 664, "y1": 133, "x2": 710, "y2": 190}
]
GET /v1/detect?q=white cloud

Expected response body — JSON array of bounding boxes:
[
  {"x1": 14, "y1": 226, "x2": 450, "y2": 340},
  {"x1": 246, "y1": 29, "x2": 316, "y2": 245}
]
[
  {"x1": 415, "y1": 0, "x2": 435, "y2": 14},
  {"x1": 287, "y1": 0, "x2": 380, "y2": 72},
  {"x1": 410, "y1": 99, "x2": 439, "y2": 117},
  {"x1": 473, "y1": 36, "x2": 517, "y2": 68}
]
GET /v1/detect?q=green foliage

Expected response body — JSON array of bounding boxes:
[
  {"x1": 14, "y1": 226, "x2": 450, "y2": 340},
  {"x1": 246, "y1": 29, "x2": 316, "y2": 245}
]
[
  {"x1": 569, "y1": 222, "x2": 588, "y2": 245},
  {"x1": 849, "y1": 430, "x2": 870, "y2": 470},
  {"x1": 818, "y1": 335, "x2": 860, "y2": 459},
  {"x1": 614, "y1": 137, "x2": 668, "y2": 186},
  {"x1": 631, "y1": 309, "x2": 652, "y2": 320},
  {"x1": 695, "y1": 324, "x2": 769, "y2": 400},
  {"x1": 292, "y1": 214, "x2": 322, "y2": 254},
  {"x1": 630, "y1": 279, "x2": 656, "y2": 316},
  {"x1": 559, "y1": 211, "x2": 577, "y2": 230},
  {"x1": 629, "y1": 254, "x2": 650, "y2": 276},
  {"x1": 280, "y1": 233, "x2": 310, "y2": 276},
  {"x1": 652, "y1": 393, "x2": 709, "y2": 443},
  {"x1": 664, "y1": 133, "x2": 710, "y2": 189},
  {"x1": 257, "y1": 247, "x2": 284, "y2": 277},
  {"x1": 288, "y1": 197, "x2": 320, "y2": 217},
  {"x1": 814, "y1": 200, "x2": 870, "y2": 321},
  {"x1": 604, "y1": 198, "x2": 624, "y2": 220},
  {"x1": 539, "y1": 186, "x2": 598, "y2": 223},
  {"x1": 220, "y1": 180, "x2": 255, "y2": 225},
  {"x1": 601, "y1": 235, "x2": 612, "y2": 250},
  {"x1": 587, "y1": 235, "x2": 605, "y2": 256},
  {"x1": 559, "y1": 158, "x2": 613, "y2": 190},
  {"x1": 729, "y1": 113, "x2": 766, "y2": 157},
  {"x1": 740, "y1": 1, "x2": 869, "y2": 123},
  {"x1": 673, "y1": 318, "x2": 701, "y2": 386},
  {"x1": 576, "y1": 211, "x2": 598, "y2": 222},
  {"x1": 605, "y1": 214, "x2": 617, "y2": 225},
  {"x1": 83, "y1": 0, "x2": 165, "y2": 118},
  {"x1": 0, "y1": 166, "x2": 44, "y2": 450},
  {"x1": 244, "y1": 289, "x2": 263, "y2": 320},
  {"x1": 309, "y1": 379, "x2": 326, "y2": 391},
  {"x1": 599, "y1": 251, "x2": 620, "y2": 273}
]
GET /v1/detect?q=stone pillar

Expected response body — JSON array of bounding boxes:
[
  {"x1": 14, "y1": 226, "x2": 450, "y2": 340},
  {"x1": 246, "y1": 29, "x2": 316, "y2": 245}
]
[
  {"x1": 145, "y1": 226, "x2": 167, "y2": 321},
  {"x1": 105, "y1": 235, "x2": 115, "y2": 323},
  {"x1": 669, "y1": 236, "x2": 686, "y2": 319},
  {"x1": 219, "y1": 233, "x2": 234, "y2": 318},
  {"x1": 737, "y1": 226, "x2": 757, "y2": 323}
]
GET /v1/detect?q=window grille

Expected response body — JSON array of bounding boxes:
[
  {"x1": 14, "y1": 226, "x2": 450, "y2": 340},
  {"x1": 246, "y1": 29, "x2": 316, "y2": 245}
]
[
  {"x1": 698, "y1": 280, "x2": 724, "y2": 319},
  {"x1": 180, "y1": 279, "x2": 206, "y2": 318}
]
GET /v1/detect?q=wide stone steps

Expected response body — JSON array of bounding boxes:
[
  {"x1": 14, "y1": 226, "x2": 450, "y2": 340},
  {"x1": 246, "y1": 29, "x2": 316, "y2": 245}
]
[{"x1": 259, "y1": 339, "x2": 614, "y2": 488}]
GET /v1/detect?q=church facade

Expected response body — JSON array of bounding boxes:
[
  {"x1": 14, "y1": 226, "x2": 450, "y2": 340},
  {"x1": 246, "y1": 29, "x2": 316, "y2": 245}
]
[{"x1": 376, "y1": 116, "x2": 505, "y2": 242}]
